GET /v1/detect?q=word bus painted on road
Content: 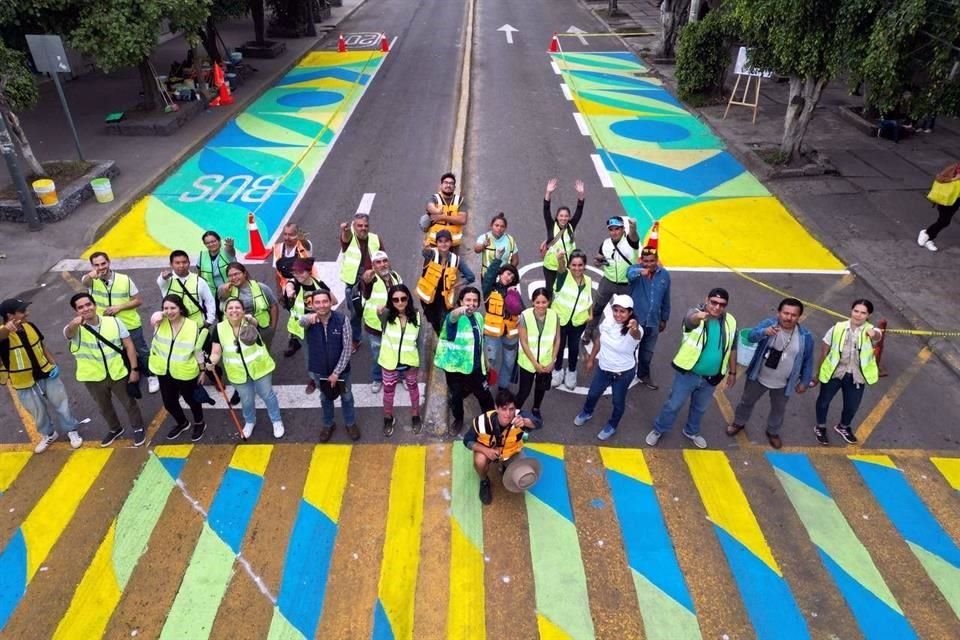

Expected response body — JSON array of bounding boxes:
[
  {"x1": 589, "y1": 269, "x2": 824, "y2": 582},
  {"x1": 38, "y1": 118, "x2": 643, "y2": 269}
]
[{"x1": 179, "y1": 174, "x2": 282, "y2": 204}]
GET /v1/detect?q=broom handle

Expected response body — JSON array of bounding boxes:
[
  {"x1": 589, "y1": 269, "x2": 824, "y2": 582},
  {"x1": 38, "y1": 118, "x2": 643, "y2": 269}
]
[{"x1": 206, "y1": 365, "x2": 247, "y2": 440}]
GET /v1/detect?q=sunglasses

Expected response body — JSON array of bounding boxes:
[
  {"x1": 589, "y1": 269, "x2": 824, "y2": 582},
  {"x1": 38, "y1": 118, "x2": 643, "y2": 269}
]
[
  {"x1": 708, "y1": 299, "x2": 728, "y2": 308},
  {"x1": 392, "y1": 296, "x2": 408, "y2": 303}
]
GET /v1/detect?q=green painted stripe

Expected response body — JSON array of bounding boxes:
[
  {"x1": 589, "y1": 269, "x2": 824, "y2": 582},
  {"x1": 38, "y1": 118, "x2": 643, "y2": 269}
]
[
  {"x1": 450, "y1": 446, "x2": 482, "y2": 550},
  {"x1": 630, "y1": 568, "x2": 702, "y2": 640},
  {"x1": 907, "y1": 541, "x2": 960, "y2": 618}
]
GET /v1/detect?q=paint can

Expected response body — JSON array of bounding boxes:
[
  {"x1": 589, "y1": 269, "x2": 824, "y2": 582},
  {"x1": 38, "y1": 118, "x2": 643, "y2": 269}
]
[
  {"x1": 32, "y1": 179, "x2": 58, "y2": 206},
  {"x1": 91, "y1": 177, "x2": 114, "y2": 203},
  {"x1": 736, "y1": 328, "x2": 756, "y2": 367}
]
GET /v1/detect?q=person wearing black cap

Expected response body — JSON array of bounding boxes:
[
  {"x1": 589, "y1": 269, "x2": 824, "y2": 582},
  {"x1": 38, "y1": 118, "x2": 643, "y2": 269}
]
[
  {"x1": 416, "y1": 229, "x2": 475, "y2": 333},
  {"x1": 647, "y1": 287, "x2": 737, "y2": 449},
  {"x1": 582, "y1": 215, "x2": 639, "y2": 344},
  {"x1": 1, "y1": 298, "x2": 83, "y2": 453}
]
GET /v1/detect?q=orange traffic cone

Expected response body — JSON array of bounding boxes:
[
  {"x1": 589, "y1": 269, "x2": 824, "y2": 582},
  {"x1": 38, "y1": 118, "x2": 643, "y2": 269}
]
[
  {"x1": 217, "y1": 80, "x2": 234, "y2": 107},
  {"x1": 647, "y1": 221, "x2": 660, "y2": 251},
  {"x1": 548, "y1": 33, "x2": 559, "y2": 53},
  {"x1": 338, "y1": 34, "x2": 347, "y2": 53},
  {"x1": 244, "y1": 212, "x2": 270, "y2": 260},
  {"x1": 380, "y1": 34, "x2": 390, "y2": 52}
]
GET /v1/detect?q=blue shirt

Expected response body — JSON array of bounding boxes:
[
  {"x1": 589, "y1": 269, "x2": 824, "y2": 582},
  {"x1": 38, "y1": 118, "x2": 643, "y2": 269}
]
[{"x1": 627, "y1": 264, "x2": 671, "y2": 331}]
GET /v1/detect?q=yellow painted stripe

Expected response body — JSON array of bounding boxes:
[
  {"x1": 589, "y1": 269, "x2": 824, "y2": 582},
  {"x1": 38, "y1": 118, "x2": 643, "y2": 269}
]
[
  {"x1": 598, "y1": 447, "x2": 652, "y2": 484},
  {"x1": 154, "y1": 444, "x2": 194, "y2": 459},
  {"x1": 849, "y1": 454, "x2": 898, "y2": 469},
  {"x1": 5, "y1": 384, "x2": 39, "y2": 445},
  {"x1": 229, "y1": 444, "x2": 272, "y2": 476},
  {"x1": 930, "y1": 457, "x2": 960, "y2": 491},
  {"x1": 51, "y1": 522, "x2": 121, "y2": 640},
  {"x1": 302, "y1": 444, "x2": 352, "y2": 520},
  {"x1": 20, "y1": 448, "x2": 112, "y2": 579},
  {"x1": 527, "y1": 442, "x2": 564, "y2": 460},
  {"x1": 0, "y1": 452, "x2": 31, "y2": 493},
  {"x1": 377, "y1": 447, "x2": 426, "y2": 640},
  {"x1": 537, "y1": 612, "x2": 574, "y2": 639},
  {"x1": 856, "y1": 347, "x2": 931, "y2": 445},
  {"x1": 683, "y1": 450, "x2": 780, "y2": 575},
  {"x1": 447, "y1": 520, "x2": 485, "y2": 640}
]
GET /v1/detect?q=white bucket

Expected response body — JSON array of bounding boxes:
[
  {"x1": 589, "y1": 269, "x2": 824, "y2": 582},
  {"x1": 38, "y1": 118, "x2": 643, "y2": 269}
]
[
  {"x1": 736, "y1": 328, "x2": 756, "y2": 367},
  {"x1": 91, "y1": 178, "x2": 114, "y2": 204}
]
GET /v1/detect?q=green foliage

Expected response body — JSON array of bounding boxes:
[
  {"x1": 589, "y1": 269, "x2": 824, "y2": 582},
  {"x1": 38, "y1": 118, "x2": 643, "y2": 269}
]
[
  {"x1": 212, "y1": 0, "x2": 248, "y2": 20},
  {"x1": 676, "y1": 10, "x2": 731, "y2": 101},
  {"x1": 0, "y1": 41, "x2": 38, "y2": 112}
]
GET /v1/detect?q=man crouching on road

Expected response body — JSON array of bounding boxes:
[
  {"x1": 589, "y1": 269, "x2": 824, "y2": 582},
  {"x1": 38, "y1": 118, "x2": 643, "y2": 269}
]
[{"x1": 463, "y1": 389, "x2": 543, "y2": 505}]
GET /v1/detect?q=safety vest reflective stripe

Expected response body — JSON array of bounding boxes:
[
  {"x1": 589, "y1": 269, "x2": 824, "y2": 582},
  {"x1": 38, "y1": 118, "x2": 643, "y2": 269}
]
[
  {"x1": 542, "y1": 222, "x2": 576, "y2": 270},
  {"x1": 483, "y1": 290, "x2": 519, "y2": 338},
  {"x1": 1, "y1": 323, "x2": 54, "y2": 389},
  {"x1": 601, "y1": 238, "x2": 637, "y2": 283},
  {"x1": 434, "y1": 313, "x2": 486, "y2": 375},
  {"x1": 552, "y1": 273, "x2": 593, "y2": 327},
  {"x1": 378, "y1": 312, "x2": 421, "y2": 370},
  {"x1": 71, "y1": 317, "x2": 128, "y2": 382},
  {"x1": 363, "y1": 272, "x2": 402, "y2": 330},
  {"x1": 818, "y1": 321, "x2": 879, "y2": 384},
  {"x1": 518, "y1": 308, "x2": 559, "y2": 372},
  {"x1": 149, "y1": 318, "x2": 202, "y2": 380},
  {"x1": 222, "y1": 280, "x2": 270, "y2": 328},
  {"x1": 198, "y1": 251, "x2": 231, "y2": 292},
  {"x1": 90, "y1": 273, "x2": 142, "y2": 330},
  {"x1": 286, "y1": 280, "x2": 321, "y2": 340},
  {"x1": 416, "y1": 250, "x2": 458, "y2": 307},
  {"x1": 168, "y1": 274, "x2": 204, "y2": 324},
  {"x1": 480, "y1": 234, "x2": 517, "y2": 273},
  {"x1": 339, "y1": 233, "x2": 382, "y2": 286},
  {"x1": 672, "y1": 313, "x2": 737, "y2": 374},
  {"x1": 475, "y1": 410, "x2": 524, "y2": 460},
  {"x1": 217, "y1": 320, "x2": 275, "y2": 384},
  {"x1": 427, "y1": 193, "x2": 464, "y2": 245}
]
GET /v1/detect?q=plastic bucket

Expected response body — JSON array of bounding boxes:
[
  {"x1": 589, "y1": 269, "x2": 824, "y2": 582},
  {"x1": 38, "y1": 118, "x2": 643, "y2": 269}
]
[
  {"x1": 32, "y1": 179, "x2": 58, "y2": 206},
  {"x1": 91, "y1": 178, "x2": 114, "y2": 203},
  {"x1": 736, "y1": 328, "x2": 756, "y2": 367}
]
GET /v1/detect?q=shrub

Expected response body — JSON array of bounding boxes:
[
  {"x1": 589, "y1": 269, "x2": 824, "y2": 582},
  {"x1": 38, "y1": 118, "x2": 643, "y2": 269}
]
[{"x1": 676, "y1": 10, "x2": 730, "y2": 103}]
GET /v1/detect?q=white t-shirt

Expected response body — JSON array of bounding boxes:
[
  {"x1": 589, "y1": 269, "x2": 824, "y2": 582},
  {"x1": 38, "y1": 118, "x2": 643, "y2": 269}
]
[{"x1": 597, "y1": 316, "x2": 643, "y2": 373}]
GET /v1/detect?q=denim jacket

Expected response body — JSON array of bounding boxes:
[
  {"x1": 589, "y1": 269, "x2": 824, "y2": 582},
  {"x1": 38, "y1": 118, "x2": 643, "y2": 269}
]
[
  {"x1": 745, "y1": 317, "x2": 814, "y2": 396},
  {"x1": 627, "y1": 265, "x2": 671, "y2": 331}
]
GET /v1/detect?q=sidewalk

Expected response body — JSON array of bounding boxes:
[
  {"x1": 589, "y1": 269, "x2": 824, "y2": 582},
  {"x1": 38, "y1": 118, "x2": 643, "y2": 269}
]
[
  {"x1": 586, "y1": 0, "x2": 960, "y2": 376},
  {"x1": 0, "y1": 4, "x2": 364, "y2": 298}
]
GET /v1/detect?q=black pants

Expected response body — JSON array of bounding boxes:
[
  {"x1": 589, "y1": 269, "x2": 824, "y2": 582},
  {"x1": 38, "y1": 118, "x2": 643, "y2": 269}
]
[
  {"x1": 554, "y1": 323, "x2": 586, "y2": 372},
  {"x1": 516, "y1": 368, "x2": 550, "y2": 411},
  {"x1": 815, "y1": 373, "x2": 866, "y2": 427},
  {"x1": 446, "y1": 370, "x2": 494, "y2": 423},
  {"x1": 926, "y1": 203, "x2": 959, "y2": 240},
  {"x1": 159, "y1": 374, "x2": 204, "y2": 426},
  {"x1": 542, "y1": 267, "x2": 558, "y2": 294},
  {"x1": 423, "y1": 295, "x2": 448, "y2": 334}
]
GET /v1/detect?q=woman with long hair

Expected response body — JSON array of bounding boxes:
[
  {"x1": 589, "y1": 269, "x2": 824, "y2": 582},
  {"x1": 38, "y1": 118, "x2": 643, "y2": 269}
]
[
  {"x1": 218, "y1": 262, "x2": 280, "y2": 348},
  {"x1": 197, "y1": 230, "x2": 236, "y2": 299},
  {"x1": 377, "y1": 284, "x2": 423, "y2": 437},
  {"x1": 516, "y1": 287, "x2": 561, "y2": 418},
  {"x1": 574, "y1": 294, "x2": 643, "y2": 441},
  {"x1": 551, "y1": 250, "x2": 593, "y2": 390},
  {"x1": 540, "y1": 178, "x2": 585, "y2": 292},
  {"x1": 480, "y1": 258, "x2": 522, "y2": 392},
  {"x1": 150, "y1": 294, "x2": 208, "y2": 442}
]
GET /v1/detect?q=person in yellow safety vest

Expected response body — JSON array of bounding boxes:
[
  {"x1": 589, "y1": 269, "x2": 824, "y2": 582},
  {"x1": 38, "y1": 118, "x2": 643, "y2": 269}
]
[
  {"x1": 424, "y1": 172, "x2": 468, "y2": 250},
  {"x1": 283, "y1": 257, "x2": 337, "y2": 358},
  {"x1": 274, "y1": 222, "x2": 315, "y2": 296},
  {"x1": 647, "y1": 288, "x2": 737, "y2": 449},
  {"x1": 360, "y1": 250, "x2": 402, "y2": 393},
  {"x1": 462, "y1": 389, "x2": 543, "y2": 505},
  {"x1": 813, "y1": 298, "x2": 883, "y2": 446},
  {"x1": 473, "y1": 212, "x2": 519, "y2": 281},
  {"x1": 208, "y1": 298, "x2": 285, "y2": 440},
  {"x1": 83, "y1": 250, "x2": 159, "y2": 395},
  {"x1": 0, "y1": 297, "x2": 82, "y2": 453},
  {"x1": 551, "y1": 250, "x2": 594, "y2": 391},
  {"x1": 218, "y1": 262, "x2": 279, "y2": 348},
  {"x1": 516, "y1": 288, "x2": 561, "y2": 419},
  {"x1": 64, "y1": 292, "x2": 144, "y2": 447},
  {"x1": 583, "y1": 216, "x2": 640, "y2": 344},
  {"x1": 417, "y1": 229, "x2": 475, "y2": 334},
  {"x1": 540, "y1": 178, "x2": 585, "y2": 292},
  {"x1": 339, "y1": 212, "x2": 383, "y2": 347},
  {"x1": 434, "y1": 286, "x2": 495, "y2": 436},
  {"x1": 197, "y1": 230, "x2": 236, "y2": 303},
  {"x1": 376, "y1": 284, "x2": 423, "y2": 437},
  {"x1": 149, "y1": 294, "x2": 209, "y2": 442},
  {"x1": 157, "y1": 250, "x2": 217, "y2": 327},
  {"x1": 917, "y1": 160, "x2": 960, "y2": 251},
  {"x1": 481, "y1": 258, "x2": 522, "y2": 392}
]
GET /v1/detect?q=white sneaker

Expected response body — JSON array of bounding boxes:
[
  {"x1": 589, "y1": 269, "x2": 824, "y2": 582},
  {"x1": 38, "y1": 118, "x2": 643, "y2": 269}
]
[
  {"x1": 923, "y1": 240, "x2": 939, "y2": 252},
  {"x1": 242, "y1": 423, "x2": 255, "y2": 439},
  {"x1": 273, "y1": 421, "x2": 285, "y2": 439},
  {"x1": 918, "y1": 229, "x2": 930, "y2": 246},
  {"x1": 551, "y1": 369, "x2": 564, "y2": 388},
  {"x1": 371, "y1": 381, "x2": 383, "y2": 393},
  {"x1": 68, "y1": 431, "x2": 83, "y2": 449},
  {"x1": 564, "y1": 369, "x2": 577, "y2": 390},
  {"x1": 34, "y1": 431, "x2": 59, "y2": 453},
  {"x1": 683, "y1": 429, "x2": 708, "y2": 449},
  {"x1": 148, "y1": 376, "x2": 160, "y2": 394},
  {"x1": 645, "y1": 429, "x2": 662, "y2": 447}
]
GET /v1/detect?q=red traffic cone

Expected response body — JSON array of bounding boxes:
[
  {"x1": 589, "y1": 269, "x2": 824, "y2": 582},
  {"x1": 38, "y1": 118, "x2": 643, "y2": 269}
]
[
  {"x1": 548, "y1": 33, "x2": 560, "y2": 53},
  {"x1": 244, "y1": 212, "x2": 270, "y2": 260},
  {"x1": 380, "y1": 33, "x2": 390, "y2": 52},
  {"x1": 216, "y1": 80, "x2": 234, "y2": 107},
  {"x1": 647, "y1": 221, "x2": 660, "y2": 251},
  {"x1": 338, "y1": 34, "x2": 347, "y2": 53}
]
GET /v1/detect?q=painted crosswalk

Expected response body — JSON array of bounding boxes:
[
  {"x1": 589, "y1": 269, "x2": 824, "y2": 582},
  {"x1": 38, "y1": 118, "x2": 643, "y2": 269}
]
[{"x1": 0, "y1": 444, "x2": 957, "y2": 639}]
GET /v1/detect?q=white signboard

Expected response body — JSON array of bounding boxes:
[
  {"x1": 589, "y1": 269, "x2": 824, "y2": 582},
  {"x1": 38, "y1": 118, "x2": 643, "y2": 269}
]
[{"x1": 733, "y1": 47, "x2": 773, "y2": 78}]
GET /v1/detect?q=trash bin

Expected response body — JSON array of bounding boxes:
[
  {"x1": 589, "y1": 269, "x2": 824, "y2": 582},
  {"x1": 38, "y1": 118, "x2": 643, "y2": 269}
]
[
  {"x1": 736, "y1": 328, "x2": 756, "y2": 367},
  {"x1": 32, "y1": 179, "x2": 58, "y2": 206}
]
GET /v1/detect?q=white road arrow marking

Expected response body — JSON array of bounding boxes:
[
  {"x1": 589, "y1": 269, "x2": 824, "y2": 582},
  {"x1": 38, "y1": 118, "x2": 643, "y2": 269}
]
[
  {"x1": 497, "y1": 24, "x2": 519, "y2": 45},
  {"x1": 566, "y1": 25, "x2": 588, "y2": 46}
]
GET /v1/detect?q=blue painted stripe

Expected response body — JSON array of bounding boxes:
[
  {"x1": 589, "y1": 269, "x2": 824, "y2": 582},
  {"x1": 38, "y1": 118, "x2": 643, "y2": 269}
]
[
  {"x1": 714, "y1": 526, "x2": 810, "y2": 640},
  {"x1": 371, "y1": 599, "x2": 395, "y2": 640},
  {"x1": 817, "y1": 550, "x2": 917, "y2": 640},
  {"x1": 606, "y1": 469, "x2": 695, "y2": 612},
  {"x1": 601, "y1": 149, "x2": 744, "y2": 196},
  {"x1": 206, "y1": 468, "x2": 264, "y2": 554},
  {"x1": 766, "y1": 453, "x2": 831, "y2": 498},
  {"x1": 276, "y1": 501, "x2": 338, "y2": 638},
  {"x1": 158, "y1": 457, "x2": 187, "y2": 481},
  {"x1": 0, "y1": 529, "x2": 27, "y2": 629},
  {"x1": 524, "y1": 449, "x2": 574, "y2": 522},
  {"x1": 852, "y1": 460, "x2": 960, "y2": 567}
]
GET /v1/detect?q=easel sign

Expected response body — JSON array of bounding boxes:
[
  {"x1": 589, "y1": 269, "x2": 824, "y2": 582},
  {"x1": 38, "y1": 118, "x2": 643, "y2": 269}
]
[{"x1": 723, "y1": 46, "x2": 773, "y2": 124}]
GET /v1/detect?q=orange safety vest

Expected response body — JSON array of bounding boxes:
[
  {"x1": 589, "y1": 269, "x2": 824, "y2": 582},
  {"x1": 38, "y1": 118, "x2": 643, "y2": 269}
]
[
  {"x1": 416, "y1": 250, "x2": 459, "y2": 308},
  {"x1": 483, "y1": 289, "x2": 519, "y2": 338},
  {"x1": 474, "y1": 410, "x2": 526, "y2": 461},
  {"x1": 425, "y1": 193, "x2": 465, "y2": 247},
  {"x1": 273, "y1": 240, "x2": 316, "y2": 293}
]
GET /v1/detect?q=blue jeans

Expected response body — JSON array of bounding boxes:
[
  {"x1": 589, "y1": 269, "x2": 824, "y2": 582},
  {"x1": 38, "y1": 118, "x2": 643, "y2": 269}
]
[
  {"x1": 367, "y1": 332, "x2": 382, "y2": 383},
  {"x1": 581, "y1": 367, "x2": 633, "y2": 430},
  {"x1": 815, "y1": 373, "x2": 866, "y2": 427},
  {"x1": 653, "y1": 370, "x2": 714, "y2": 435},
  {"x1": 234, "y1": 373, "x2": 282, "y2": 425},
  {"x1": 345, "y1": 284, "x2": 363, "y2": 342},
  {"x1": 636, "y1": 326, "x2": 660, "y2": 380},
  {"x1": 128, "y1": 326, "x2": 151, "y2": 376},
  {"x1": 483, "y1": 335, "x2": 518, "y2": 389},
  {"x1": 17, "y1": 375, "x2": 79, "y2": 437},
  {"x1": 310, "y1": 369, "x2": 356, "y2": 427}
]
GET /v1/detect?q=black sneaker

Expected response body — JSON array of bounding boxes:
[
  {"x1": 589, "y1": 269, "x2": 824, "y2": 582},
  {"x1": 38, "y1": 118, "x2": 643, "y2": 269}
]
[
  {"x1": 383, "y1": 416, "x2": 396, "y2": 438},
  {"x1": 132, "y1": 427, "x2": 146, "y2": 447},
  {"x1": 448, "y1": 419, "x2": 463, "y2": 437},
  {"x1": 834, "y1": 424, "x2": 858, "y2": 445},
  {"x1": 230, "y1": 390, "x2": 241, "y2": 406},
  {"x1": 345, "y1": 423, "x2": 361, "y2": 441},
  {"x1": 532, "y1": 408, "x2": 542, "y2": 421},
  {"x1": 479, "y1": 478, "x2": 492, "y2": 505},
  {"x1": 167, "y1": 422, "x2": 190, "y2": 440},
  {"x1": 814, "y1": 425, "x2": 829, "y2": 446},
  {"x1": 411, "y1": 415, "x2": 422, "y2": 435},
  {"x1": 100, "y1": 427, "x2": 124, "y2": 447},
  {"x1": 283, "y1": 339, "x2": 301, "y2": 358},
  {"x1": 190, "y1": 422, "x2": 206, "y2": 442}
]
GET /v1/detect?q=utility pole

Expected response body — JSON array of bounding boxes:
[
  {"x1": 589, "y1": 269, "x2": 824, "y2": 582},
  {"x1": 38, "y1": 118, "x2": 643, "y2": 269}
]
[
  {"x1": 0, "y1": 114, "x2": 43, "y2": 231},
  {"x1": 608, "y1": 0, "x2": 619, "y2": 16},
  {"x1": 689, "y1": 0, "x2": 702, "y2": 23}
]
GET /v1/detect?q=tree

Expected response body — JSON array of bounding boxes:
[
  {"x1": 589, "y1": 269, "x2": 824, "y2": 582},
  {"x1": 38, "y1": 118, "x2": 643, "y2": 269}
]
[
  {"x1": 659, "y1": 0, "x2": 690, "y2": 58},
  {"x1": 250, "y1": 0, "x2": 266, "y2": 46},
  {"x1": 201, "y1": 0, "x2": 248, "y2": 62},
  {"x1": 0, "y1": 41, "x2": 43, "y2": 176}
]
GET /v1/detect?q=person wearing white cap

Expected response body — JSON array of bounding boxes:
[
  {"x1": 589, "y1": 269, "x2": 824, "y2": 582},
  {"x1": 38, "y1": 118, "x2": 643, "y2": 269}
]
[
  {"x1": 360, "y1": 250, "x2": 403, "y2": 392},
  {"x1": 573, "y1": 294, "x2": 643, "y2": 441}
]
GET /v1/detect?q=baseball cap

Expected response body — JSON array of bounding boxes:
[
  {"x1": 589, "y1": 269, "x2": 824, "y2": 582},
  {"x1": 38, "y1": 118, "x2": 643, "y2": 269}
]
[
  {"x1": 611, "y1": 294, "x2": 633, "y2": 309},
  {"x1": 371, "y1": 250, "x2": 389, "y2": 261},
  {"x1": 606, "y1": 217, "x2": 625, "y2": 228},
  {"x1": 435, "y1": 230, "x2": 453, "y2": 241},
  {"x1": 0, "y1": 298, "x2": 30, "y2": 318}
]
